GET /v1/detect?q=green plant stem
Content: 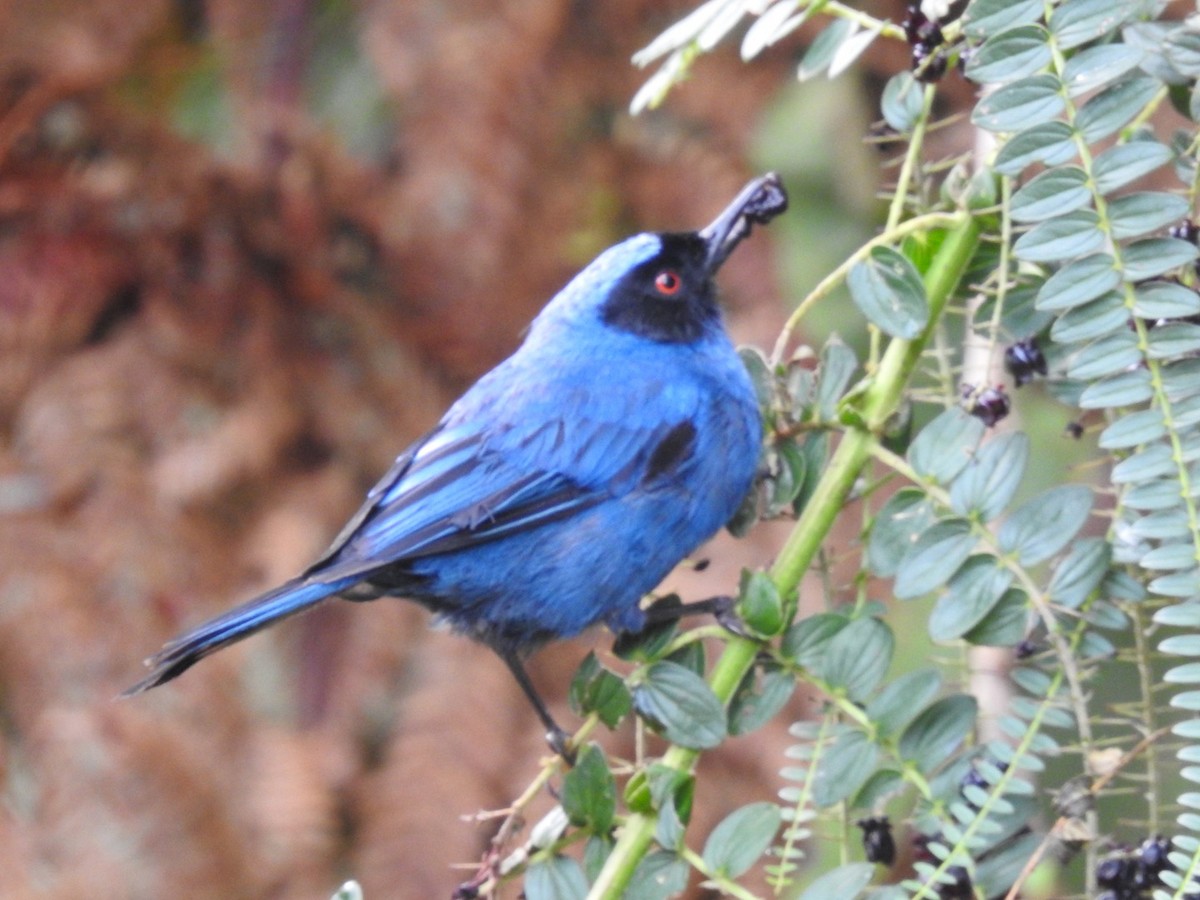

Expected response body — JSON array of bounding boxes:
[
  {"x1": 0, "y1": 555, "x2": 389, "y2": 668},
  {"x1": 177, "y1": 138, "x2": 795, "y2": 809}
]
[
  {"x1": 769, "y1": 211, "x2": 961, "y2": 367},
  {"x1": 586, "y1": 212, "x2": 981, "y2": 900}
]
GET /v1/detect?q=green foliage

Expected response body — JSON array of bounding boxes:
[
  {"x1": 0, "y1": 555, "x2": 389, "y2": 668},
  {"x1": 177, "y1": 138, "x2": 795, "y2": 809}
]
[{"x1": 483, "y1": 2, "x2": 1200, "y2": 898}]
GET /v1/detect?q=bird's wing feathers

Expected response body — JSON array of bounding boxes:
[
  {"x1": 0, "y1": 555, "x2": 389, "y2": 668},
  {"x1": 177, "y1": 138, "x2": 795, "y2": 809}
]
[{"x1": 307, "y1": 400, "x2": 689, "y2": 583}]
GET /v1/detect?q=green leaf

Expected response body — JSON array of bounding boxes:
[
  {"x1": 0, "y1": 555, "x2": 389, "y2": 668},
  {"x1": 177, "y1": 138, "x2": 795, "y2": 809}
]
[
  {"x1": 569, "y1": 653, "x2": 634, "y2": 728},
  {"x1": 1062, "y1": 43, "x2": 1146, "y2": 96},
  {"x1": 972, "y1": 74, "x2": 1065, "y2": 132},
  {"x1": 1166, "y1": 26, "x2": 1200, "y2": 78},
  {"x1": 583, "y1": 835, "x2": 613, "y2": 882},
  {"x1": 1049, "y1": 292, "x2": 1127, "y2": 344},
  {"x1": 899, "y1": 695, "x2": 978, "y2": 773},
  {"x1": 1009, "y1": 166, "x2": 1091, "y2": 222},
  {"x1": 798, "y1": 18, "x2": 855, "y2": 80},
  {"x1": 1122, "y1": 237, "x2": 1200, "y2": 281},
  {"x1": 963, "y1": 0, "x2": 1044, "y2": 40},
  {"x1": 816, "y1": 336, "x2": 858, "y2": 419},
  {"x1": 908, "y1": 407, "x2": 986, "y2": 484},
  {"x1": 994, "y1": 121, "x2": 1076, "y2": 176},
  {"x1": 1093, "y1": 140, "x2": 1174, "y2": 194},
  {"x1": 868, "y1": 488, "x2": 936, "y2": 577},
  {"x1": 625, "y1": 851, "x2": 689, "y2": 900},
  {"x1": 729, "y1": 668, "x2": 795, "y2": 735},
  {"x1": 1066, "y1": 332, "x2": 1142, "y2": 381},
  {"x1": 1109, "y1": 192, "x2": 1191, "y2": 240},
  {"x1": 1141, "y1": 542, "x2": 1197, "y2": 570},
  {"x1": 1161, "y1": 635, "x2": 1200, "y2": 656},
  {"x1": 525, "y1": 856, "x2": 589, "y2": 900},
  {"x1": 1134, "y1": 281, "x2": 1200, "y2": 318},
  {"x1": 867, "y1": 668, "x2": 942, "y2": 736},
  {"x1": 966, "y1": 25, "x2": 1052, "y2": 85},
  {"x1": 1146, "y1": 560, "x2": 1198, "y2": 593},
  {"x1": 1130, "y1": 509, "x2": 1190, "y2": 541},
  {"x1": 1035, "y1": 253, "x2": 1118, "y2": 311},
  {"x1": 738, "y1": 345, "x2": 772, "y2": 409},
  {"x1": 702, "y1": 802, "x2": 781, "y2": 878},
  {"x1": 929, "y1": 555, "x2": 1014, "y2": 641},
  {"x1": 797, "y1": 862, "x2": 876, "y2": 900},
  {"x1": 821, "y1": 617, "x2": 894, "y2": 701},
  {"x1": 1112, "y1": 443, "x2": 1174, "y2": 483},
  {"x1": 949, "y1": 432, "x2": 1029, "y2": 522},
  {"x1": 767, "y1": 441, "x2": 807, "y2": 514},
  {"x1": 882, "y1": 71, "x2": 924, "y2": 132},
  {"x1": 742, "y1": 1, "x2": 814, "y2": 61},
  {"x1": 1099, "y1": 408, "x2": 1167, "y2": 449},
  {"x1": 854, "y1": 769, "x2": 905, "y2": 809},
  {"x1": 1079, "y1": 369, "x2": 1153, "y2": 408},
  {"x1": 963, "y1": 588, "x2": 1028, "y2": 646},
  {"x1": 1049, "y1": 0, "x2": 1133, "y2": 50},
  {"x1": 999, "y1": 484, "x2": 1093, "y2": 565},
  {"x1": 1123, "y1": 477, "x2": 1182, "y2": 511},
  {"x1": 737, "y1": 569, "x2": 785, "y2": 637},
  {"x1": 633, "y1": 661, "x2": 727, "y2": 749},
  {"x1": 828, "y1": 25, "x2": 880, "y2": 79},
  {"x1": 847, "y1": 246, "x2": 929, "y2": 338},
  {"x1": 1013, "y1": 210, "x2": 1105, "y2": 263},
  {"x1": 1155, "y1": 604, "x2": 1200, "y2": 627},
  {"x1": 783, "y1": 612, "x2": 849, "y2": 670},
  {"x1": 895, "y1": 519, "x2": 977, "y2": 599},
  {"x1": 562, "y1": 744, "x2": 616, "y2": 833},
  {"x1": 1076, "y1": 75, "x2": 1162, "y2": 143},
  {"x1": 1148, "y1": 323, "x2": 1200, "y2": 360},
  {"x1": 814, "y1": 728, "x2": 879, "y2": 806}
]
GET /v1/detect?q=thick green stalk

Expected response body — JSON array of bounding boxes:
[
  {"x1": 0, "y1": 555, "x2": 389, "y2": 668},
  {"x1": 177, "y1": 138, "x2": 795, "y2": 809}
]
[{"x1": 585, "y1": 212, "x2": 981, "y2": 900}]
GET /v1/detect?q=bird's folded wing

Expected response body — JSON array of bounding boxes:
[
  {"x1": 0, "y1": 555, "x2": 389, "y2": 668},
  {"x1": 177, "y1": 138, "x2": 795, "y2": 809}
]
[{"x1": 305, "y1": 414, "x2": 669, "y2": 581}]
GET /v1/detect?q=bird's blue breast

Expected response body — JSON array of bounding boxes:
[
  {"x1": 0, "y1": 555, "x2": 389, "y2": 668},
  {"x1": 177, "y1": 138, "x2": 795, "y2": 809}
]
[{"x1": 397, "y1": 256, "x2": 762, "y2": 646}]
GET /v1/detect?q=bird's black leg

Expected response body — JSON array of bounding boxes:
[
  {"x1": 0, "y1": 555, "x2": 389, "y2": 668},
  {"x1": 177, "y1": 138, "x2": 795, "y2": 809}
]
[
  {"x1": 498, "y1": 648, "x2": 575, "y2": 763},
  {"x1": 642, "y1": 594, "x2": 747, "y2": 636}
]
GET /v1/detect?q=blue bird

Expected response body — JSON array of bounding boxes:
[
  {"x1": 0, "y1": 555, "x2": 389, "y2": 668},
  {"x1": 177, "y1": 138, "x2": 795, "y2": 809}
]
[{"x1": 126, "y1": 174, "x2": 788, "y2": 755}]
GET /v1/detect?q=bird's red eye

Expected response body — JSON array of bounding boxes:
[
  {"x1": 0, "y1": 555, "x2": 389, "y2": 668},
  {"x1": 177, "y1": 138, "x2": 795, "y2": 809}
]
[{"x1": 654, "y1": 270, "x2": 682, "y2": 295}]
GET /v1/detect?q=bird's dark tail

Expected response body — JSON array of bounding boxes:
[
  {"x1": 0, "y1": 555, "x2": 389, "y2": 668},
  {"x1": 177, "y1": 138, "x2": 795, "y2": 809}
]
[{"x1": 122, "y1": 576, "x2": 357, "y2": 696}]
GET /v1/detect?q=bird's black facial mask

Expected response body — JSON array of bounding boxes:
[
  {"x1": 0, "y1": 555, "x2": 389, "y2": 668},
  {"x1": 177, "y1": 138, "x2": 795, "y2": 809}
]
[{"x1": 601, "y1": 174, "x2": 788, "y2": 343}]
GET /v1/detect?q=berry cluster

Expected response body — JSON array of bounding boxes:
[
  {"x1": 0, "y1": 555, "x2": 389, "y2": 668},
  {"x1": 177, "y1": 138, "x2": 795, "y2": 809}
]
[
  {"x1": 1096, "y1": 835, "x2": 1182, "y2": 899},
  {"x1": 902, "y1": 4, "x2": 948, "y2": 82}
]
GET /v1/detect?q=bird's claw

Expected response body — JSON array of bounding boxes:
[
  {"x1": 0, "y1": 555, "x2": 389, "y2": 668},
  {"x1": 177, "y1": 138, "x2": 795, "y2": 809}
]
[{"x1": 711, "y1": 595, "x2": 751, "y2": 638}]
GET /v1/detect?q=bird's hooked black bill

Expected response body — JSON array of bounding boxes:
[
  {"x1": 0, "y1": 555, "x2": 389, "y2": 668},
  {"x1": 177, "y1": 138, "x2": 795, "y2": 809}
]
[{"x1": 699, "y1": 173, "x2": 788, "y2": 272}]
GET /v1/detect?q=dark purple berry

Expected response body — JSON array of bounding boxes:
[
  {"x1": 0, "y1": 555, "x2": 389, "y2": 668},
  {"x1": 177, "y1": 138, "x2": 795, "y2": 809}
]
[
  {"x1": 1096, "y1": 856, "x2": 1132, "y2": 888},
  {"x1": 1170, "y1": 218, "x2": 1199, "y2": 244},
  {"x1": 1140, "y1": 834, "x2": 1170, "y2": 870},
  {"x1": 939, "y1": 865, "x2": 972, "y2": 899},
  {"x1": 968, "y1": 386, "x2": 1010, "y2": 427},
  {"x1": 857, "y1": 816, "x2": 896, "y2": 865},
  {"x1": 1004, "y1": 337, "x2": 1047, "y2": 387},
  {"x1": 902, "y1": 4, "x2": 928, "y2": 44},
  {"x1": 1016, "y1": 638, "x2": 1041, "y2": 658},
  {"x1": 1065, "y1": 421, "x2": 1084, "y2": 439}
]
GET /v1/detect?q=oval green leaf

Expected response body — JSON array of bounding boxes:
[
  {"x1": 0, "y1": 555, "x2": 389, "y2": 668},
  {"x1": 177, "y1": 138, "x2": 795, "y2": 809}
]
[
  {"x1": 847, "y1": 246, "x2": 929, "y2": 338},
  {"x1": 633, "y1": 661, "x2": 727, "y2": 749},
  {"x1": 998, "y1": 484, "x2": 1093, "y2": 565},
  {"x1": 895, "y1": 518, "x2": 978, "y2": 599},
  {"x1": 702, "y1": 802, "x2": 782, "y2": 878}
]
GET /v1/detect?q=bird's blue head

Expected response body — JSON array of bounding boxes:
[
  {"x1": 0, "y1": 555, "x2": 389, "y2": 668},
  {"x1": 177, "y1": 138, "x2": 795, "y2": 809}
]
[{"x1": 539, "y1": 174, "x2": 789, "y2": 344}]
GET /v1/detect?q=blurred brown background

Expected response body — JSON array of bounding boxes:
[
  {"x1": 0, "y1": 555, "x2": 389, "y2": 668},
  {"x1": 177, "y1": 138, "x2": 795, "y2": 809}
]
[{"x1": 0, "y1": 1, "x2": 826, "y2": 896}]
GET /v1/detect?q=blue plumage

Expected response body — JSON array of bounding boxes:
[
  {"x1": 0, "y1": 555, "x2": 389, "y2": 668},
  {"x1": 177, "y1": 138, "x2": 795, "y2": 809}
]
[{"x1": 126, "y1": 174, "x2": 788, "y2": 751}]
